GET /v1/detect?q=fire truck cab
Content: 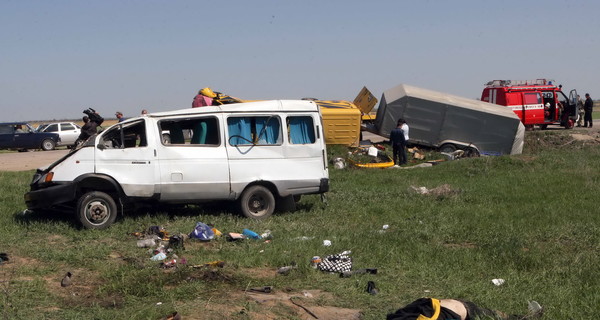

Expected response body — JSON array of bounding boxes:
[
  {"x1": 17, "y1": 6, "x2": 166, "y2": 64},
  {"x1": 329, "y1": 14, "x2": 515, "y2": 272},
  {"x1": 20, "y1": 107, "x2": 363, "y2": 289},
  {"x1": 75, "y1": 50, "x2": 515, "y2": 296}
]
[{"x1": 481, "y1": 79, "x2": 578, "y2": 129}]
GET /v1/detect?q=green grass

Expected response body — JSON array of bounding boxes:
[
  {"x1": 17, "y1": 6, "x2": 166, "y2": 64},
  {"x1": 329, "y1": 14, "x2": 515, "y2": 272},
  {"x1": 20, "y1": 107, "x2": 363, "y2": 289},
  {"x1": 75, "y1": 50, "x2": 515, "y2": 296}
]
[{"x1": 1, "y1": 130, "x2": 600, "y2": 319}]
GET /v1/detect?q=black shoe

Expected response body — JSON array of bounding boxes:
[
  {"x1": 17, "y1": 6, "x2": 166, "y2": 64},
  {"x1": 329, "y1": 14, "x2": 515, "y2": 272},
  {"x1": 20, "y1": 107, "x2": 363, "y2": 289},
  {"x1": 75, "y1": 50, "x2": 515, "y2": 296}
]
[{"x1": 366, "y1": 281, "x2": 379, "y2": 295}]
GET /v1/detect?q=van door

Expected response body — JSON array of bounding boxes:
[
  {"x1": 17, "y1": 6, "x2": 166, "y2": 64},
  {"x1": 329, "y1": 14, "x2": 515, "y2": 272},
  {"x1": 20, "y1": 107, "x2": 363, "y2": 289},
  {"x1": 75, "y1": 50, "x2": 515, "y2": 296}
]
[
  {"x1": 155, "y1": 115, "x2": 231, "y2": 201},
  {"x1": 225, "y1": 114, "x2": 285, "y2": 196},
  {"x1": 95, "y1": 119, "x2": 159, "y2": 197}
]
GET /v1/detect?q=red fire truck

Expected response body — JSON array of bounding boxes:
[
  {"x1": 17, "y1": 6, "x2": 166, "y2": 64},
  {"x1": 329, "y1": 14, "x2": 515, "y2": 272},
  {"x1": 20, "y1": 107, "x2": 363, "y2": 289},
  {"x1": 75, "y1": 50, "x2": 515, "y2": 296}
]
[{"x1": 481, "y1": 79, "x2": 578, "y2": 129}]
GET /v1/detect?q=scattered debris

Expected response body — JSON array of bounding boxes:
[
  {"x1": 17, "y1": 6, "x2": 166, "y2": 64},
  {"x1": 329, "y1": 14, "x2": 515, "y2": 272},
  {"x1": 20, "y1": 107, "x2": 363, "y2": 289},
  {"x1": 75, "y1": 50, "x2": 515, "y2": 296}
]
[
  {"x1": 242, "y1": 228, "x2": 261, "y2": 239},
  {"x1": 491, "y1": 278, "x2": 505, "y2": 286},
  {"x1": 332, "y1": 157, "x2": 346, "y2": 169},
  {"x1": 317, "y1": 251, "x2": 352, "y2": 273},
  {"x1": 248, "y1": 286, "x2": 273, "y2": 293},
  {"x1": 391, "y1": 163, "x2": 433, "y2": 169},
  {"x1": 322, "y1": 240, "x2": 332, "y2": 246},
  {"x1": 410, "y1": 184, "x2": 461, "y2": 197},
  {"x1": 60, "y1": 272, "x2": 72, "y2": 287},
  {"x1": 277, "y1": 265, "x2": 297, "y2": 275},
  {"x1": 189, "y1": 222, "x2": 215, "y2": 241},
  {"x1": 366, "y1": 281, "x2": 379, "y2": 295},
  {"x1": 160, "y1": 311, "x2": 181, "y2": 320}
]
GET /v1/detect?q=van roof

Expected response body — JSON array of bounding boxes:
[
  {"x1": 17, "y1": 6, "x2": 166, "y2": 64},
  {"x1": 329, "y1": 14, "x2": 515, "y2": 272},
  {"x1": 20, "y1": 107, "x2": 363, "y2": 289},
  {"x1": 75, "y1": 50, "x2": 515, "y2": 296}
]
[{"x1": 148, "y1": 100, "x2": 320, "y2": 118}]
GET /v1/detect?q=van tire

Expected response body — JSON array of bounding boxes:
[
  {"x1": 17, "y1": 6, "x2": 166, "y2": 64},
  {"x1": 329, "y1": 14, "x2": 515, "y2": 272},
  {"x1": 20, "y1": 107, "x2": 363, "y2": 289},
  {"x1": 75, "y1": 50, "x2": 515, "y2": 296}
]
[
  {"x1": 239, "y1": 185, "x2": 275, "y2": 219},
  {"x1": 77, "y1": 191, "x2": 117, "y2": 229}
]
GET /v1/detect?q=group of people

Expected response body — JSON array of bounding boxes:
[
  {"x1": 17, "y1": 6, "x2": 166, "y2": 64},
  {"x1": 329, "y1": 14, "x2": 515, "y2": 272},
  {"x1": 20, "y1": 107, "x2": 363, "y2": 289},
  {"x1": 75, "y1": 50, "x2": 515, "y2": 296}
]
[
  {"x1": 389, "y1": 118, "x2": 410, "y2": 166},
  {"x1": 577, "y1": 93, "x2": 594, "y2": 128}
]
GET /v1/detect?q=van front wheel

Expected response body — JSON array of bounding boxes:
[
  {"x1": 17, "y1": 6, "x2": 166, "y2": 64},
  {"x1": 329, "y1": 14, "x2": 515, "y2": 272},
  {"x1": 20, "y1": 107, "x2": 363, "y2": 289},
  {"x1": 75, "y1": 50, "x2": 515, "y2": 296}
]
[
  {"x1": 239, "y1": 185, "x2": 275, "y2": 219},
  {"x1": 77, "y1": 191, "x2": 117, "y2": 229}
]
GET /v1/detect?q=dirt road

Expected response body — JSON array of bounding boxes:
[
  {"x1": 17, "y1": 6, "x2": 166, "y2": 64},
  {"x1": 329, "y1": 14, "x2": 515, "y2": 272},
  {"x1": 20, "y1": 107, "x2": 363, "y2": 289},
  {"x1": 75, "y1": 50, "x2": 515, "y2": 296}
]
[{"x1": 0, "y1": 149, "x2": 69, "y2": 172}]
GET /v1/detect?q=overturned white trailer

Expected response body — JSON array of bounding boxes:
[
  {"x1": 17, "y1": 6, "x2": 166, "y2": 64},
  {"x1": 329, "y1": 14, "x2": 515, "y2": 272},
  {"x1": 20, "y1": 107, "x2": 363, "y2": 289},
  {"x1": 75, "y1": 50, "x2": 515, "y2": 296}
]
[{"x1": 374, "y1": 84, "x2": 525, "y2": 155}]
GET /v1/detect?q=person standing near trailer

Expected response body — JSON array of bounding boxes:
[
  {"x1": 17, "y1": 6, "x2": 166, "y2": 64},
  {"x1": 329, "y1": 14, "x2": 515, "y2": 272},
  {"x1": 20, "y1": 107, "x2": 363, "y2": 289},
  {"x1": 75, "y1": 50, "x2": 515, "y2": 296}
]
[{"x1": 584, "y1": 93, "x2": 594, "y2": 128}]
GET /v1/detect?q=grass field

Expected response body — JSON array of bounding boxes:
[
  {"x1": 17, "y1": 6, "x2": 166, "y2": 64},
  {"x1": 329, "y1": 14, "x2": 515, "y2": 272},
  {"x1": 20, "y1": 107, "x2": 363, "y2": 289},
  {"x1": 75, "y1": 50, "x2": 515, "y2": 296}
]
[{"x1": 1, "y1": 129, "x2": 599, "y2": 319}]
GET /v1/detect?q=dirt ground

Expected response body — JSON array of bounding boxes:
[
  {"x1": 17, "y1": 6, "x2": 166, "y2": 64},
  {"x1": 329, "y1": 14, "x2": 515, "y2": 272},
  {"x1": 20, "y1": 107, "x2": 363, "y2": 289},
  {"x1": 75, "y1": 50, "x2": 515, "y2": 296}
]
[
  {"x1": 0, "y1": 149, "x2": 69, "y2": 172},
  {"x1": 1, "y1": 125, "x2": 598, "y2": 172}
]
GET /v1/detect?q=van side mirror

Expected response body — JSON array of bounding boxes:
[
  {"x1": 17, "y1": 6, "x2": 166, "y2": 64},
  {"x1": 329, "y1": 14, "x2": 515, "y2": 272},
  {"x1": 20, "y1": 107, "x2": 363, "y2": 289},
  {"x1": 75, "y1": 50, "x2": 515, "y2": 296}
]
[{"x1": 97, "y1": 143, "x2": 106, "y2": 150}]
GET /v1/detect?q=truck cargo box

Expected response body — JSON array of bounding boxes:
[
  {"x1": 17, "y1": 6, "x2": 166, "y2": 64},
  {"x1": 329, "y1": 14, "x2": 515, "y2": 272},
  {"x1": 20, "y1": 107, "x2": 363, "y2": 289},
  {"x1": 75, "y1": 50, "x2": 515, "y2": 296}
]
[{"x1": 375, "y1": 84, "x2": 525, "y2": 155}]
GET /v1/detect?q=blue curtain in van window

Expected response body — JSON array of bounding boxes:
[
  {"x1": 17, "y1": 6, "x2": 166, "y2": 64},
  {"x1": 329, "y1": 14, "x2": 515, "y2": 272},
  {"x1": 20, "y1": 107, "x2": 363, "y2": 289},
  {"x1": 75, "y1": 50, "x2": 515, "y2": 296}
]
[
  {"x1": 228, "y1": 117, "x2": 252, "y2": 145},
  {"x1": 289, "y1": 117, "x2": 315, "y2": 144},
  {"x1": 256, "y1": 117, "x2": 280, "y2": 144}
]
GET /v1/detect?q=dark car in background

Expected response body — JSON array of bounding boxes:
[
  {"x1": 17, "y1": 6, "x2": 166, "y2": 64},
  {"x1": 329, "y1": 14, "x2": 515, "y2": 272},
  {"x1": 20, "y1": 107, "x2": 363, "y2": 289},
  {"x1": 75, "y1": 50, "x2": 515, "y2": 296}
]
[{"x1": 0, "y1": 122, "x2": 60, "y2": 151}]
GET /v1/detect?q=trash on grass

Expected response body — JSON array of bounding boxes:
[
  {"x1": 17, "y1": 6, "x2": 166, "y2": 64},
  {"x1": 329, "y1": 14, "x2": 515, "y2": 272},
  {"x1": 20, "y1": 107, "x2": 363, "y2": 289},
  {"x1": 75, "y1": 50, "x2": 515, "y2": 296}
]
[
  {"x1": 332, "y1": 157, "x2": 346, "y2": 169},
  {"x1": 323, "y1": 240, "x2": 332, "y2": 246},
  {"x1": 317, "y1": 251, "x2": 352, "y2": 273},
  {"x1": 410, "y1": 184, "x2": 460, "y2": 197},
  {"x1": 189, "y1": 222, "x2": 215, "y2": 241},
  {"x1": 242, "y1": 228, "x2": 261, "y2": 239},
  {"x1": 248, "y1": 286, "x2": 273, "y2": 293},
  {"x1": 261, "y1": 230, "x2": 273, "y2": 239},
  {"x1": 151, "y1": 252, "x2": 167, "y2": 261},
  {"x1": 137, "y1": 238, "x2": 157, "y2": 248},
  {"x1": 366, "y1": 281, "x2": 379, "y2": 295},
  {"x1": 491, "y1": 278, "x2": 505, "y2": 286},
  {"x1": 191, "y1": 260, "x2": 225, "y2": 269},
  {"x1": 227, "y1": 232, "x2": 246, "y2": 241}
]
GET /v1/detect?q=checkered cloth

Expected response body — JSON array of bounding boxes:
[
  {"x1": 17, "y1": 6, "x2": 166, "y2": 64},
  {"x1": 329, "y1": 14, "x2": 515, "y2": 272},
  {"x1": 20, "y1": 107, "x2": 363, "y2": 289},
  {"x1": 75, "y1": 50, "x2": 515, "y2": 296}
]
[{"x1": 318, "y1": 252, "x2": 352, "y2": 273}]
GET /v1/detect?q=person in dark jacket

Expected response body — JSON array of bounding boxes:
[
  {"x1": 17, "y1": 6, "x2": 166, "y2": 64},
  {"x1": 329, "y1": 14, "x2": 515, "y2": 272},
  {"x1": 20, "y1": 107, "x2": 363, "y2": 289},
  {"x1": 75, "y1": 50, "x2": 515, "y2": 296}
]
[
  {"x1": 390, "y1": 119, "x2": 407, "y2": 166},
  {"x1": 584, "y1": 93, "x2": 594, "y2": 128}
]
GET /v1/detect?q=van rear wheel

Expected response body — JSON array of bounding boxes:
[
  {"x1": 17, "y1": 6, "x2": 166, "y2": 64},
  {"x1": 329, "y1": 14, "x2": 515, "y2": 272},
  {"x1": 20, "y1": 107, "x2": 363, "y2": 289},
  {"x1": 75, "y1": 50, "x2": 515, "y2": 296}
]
[
  {"x1": 77, "y1": 191, "x2": 117, "y2": 229},
  {"x1": 239, "y1": 185, "x2": 275, "y2": 219}
]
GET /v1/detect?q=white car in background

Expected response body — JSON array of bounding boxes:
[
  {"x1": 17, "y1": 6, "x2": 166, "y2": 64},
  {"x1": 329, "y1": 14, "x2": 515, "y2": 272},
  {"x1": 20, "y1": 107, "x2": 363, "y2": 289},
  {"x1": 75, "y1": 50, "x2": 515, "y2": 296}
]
[{"x1": 37, "y1": 122, "x2": 81, "y2": 147}]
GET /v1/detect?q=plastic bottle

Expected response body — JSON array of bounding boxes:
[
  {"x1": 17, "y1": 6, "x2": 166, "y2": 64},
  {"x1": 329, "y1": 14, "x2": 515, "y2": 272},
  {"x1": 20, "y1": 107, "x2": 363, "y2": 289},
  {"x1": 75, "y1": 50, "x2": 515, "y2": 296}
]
[{"x1": 242, "y1": 229, "x2": 261, "y2": 239}]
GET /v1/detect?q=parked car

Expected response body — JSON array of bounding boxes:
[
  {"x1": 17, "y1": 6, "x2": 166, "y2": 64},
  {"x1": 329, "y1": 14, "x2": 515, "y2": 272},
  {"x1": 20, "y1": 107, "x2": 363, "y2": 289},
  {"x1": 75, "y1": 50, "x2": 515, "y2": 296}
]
[
  {"x1": 37, "y1": 122, "x2": 81, "y2": 146},
  {"x1": 0, "y1": 122, "x2": 60, "y2": 151}
]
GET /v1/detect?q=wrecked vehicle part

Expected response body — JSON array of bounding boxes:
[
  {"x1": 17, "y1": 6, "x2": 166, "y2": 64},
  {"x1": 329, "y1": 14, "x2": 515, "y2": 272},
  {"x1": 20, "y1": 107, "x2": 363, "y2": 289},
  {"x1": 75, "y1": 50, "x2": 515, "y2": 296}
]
[{"x1": 374, "y1": 84, "x2": 525, "y2": 155}]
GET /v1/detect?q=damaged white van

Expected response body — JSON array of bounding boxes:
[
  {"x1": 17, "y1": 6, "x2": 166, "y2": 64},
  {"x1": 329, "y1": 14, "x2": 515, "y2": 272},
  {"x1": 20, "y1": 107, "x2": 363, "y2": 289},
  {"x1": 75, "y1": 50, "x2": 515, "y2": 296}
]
[{"x1": 25, "y1": 100, "x2": 329, "y2": 229}]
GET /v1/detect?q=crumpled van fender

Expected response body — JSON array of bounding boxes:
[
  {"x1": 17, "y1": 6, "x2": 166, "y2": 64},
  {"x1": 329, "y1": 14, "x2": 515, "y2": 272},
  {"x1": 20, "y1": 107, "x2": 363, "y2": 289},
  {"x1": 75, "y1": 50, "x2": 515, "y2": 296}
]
[{"x1": 73, "y1": 173, "x2": 125, "y2": 199}]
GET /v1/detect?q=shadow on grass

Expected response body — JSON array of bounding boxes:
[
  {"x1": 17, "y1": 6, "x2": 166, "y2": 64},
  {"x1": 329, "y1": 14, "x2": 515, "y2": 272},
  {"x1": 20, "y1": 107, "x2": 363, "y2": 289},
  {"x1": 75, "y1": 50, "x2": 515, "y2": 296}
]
[
  {"x1": 13, "y1": 200, "x2": 317, "y2": 229},
  {"x1": 13, "y1": 207, "x2": 80, "y2": 228}
]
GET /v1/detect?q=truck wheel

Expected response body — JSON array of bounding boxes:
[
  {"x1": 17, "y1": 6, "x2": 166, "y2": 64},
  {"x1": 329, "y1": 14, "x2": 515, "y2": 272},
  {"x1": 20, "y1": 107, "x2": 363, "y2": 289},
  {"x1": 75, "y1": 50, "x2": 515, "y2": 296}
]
[
  {"x1": 239, "y1": 185, "x2": 275, "y2": 219},
  {"x1": 77, "y1": 191, "x2": 117, "y2": 229},
  {"x1": 41, "y1": 139, "x2": 56, "y2": 151},
  {"x1": 439, "y1": 144, "x2": 457, "y2": 153}
]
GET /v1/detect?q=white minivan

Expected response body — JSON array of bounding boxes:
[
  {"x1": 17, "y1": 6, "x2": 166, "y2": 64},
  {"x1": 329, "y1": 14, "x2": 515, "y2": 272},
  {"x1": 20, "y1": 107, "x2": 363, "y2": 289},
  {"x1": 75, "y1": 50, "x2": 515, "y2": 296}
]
[{"x1": 25, "y1": 100, "x2": 329, "y2": 229}]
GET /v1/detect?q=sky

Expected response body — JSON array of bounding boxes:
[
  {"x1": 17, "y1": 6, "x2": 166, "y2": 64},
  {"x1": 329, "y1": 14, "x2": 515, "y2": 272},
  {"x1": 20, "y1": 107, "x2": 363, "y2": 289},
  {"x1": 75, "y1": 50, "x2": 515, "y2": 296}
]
[{"x1": 2, "y1": 0, "x2": 600, "y2": 122}]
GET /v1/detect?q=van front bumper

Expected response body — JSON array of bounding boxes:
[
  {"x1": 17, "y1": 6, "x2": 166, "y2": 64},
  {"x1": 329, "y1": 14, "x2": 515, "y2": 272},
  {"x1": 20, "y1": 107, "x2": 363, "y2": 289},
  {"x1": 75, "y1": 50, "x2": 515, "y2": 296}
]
[
  {"x1": 319, "y1": 178, "x2": 329, "y2": 193},
  {"x1": 24, "y1": 182, "x2": 77, "y2": 210}
]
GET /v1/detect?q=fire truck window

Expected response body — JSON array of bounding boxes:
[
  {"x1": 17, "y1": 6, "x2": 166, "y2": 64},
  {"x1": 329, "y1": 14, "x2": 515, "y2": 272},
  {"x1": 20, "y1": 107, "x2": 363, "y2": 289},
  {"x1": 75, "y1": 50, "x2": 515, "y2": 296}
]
[{"x1": 524, "y1": 93, "x2": 541, "y2": 105}]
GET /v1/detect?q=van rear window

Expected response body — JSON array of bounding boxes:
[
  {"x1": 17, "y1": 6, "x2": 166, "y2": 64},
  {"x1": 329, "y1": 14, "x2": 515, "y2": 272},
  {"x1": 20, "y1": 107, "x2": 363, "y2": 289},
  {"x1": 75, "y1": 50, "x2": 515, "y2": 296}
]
[{"x1": 287, "y1": 116, "x2": 316, "y2": 144}]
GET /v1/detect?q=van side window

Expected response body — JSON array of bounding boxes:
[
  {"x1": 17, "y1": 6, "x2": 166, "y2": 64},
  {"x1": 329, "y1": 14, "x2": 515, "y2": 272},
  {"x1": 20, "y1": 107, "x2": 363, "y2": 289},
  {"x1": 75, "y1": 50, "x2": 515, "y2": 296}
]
[
  {"x1": 287, "y1": 116, "x2": 316, "y2": 144},
  {"x1": 159, "y1": 117, "x2": 219, "y2": 146},
  {"x1": 100, "y1": 120, "x2": 147, "y2": 149},
  {"x1": 227, "y1": 116, "x2": 281, "y2": 145}
]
